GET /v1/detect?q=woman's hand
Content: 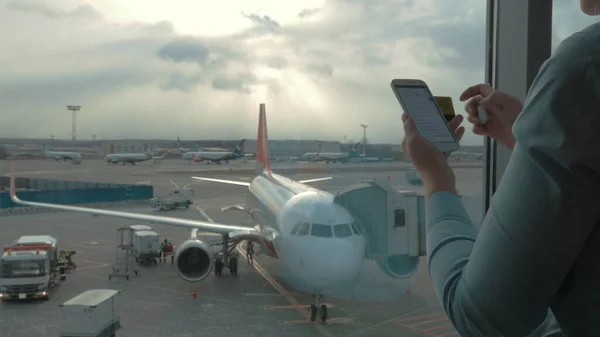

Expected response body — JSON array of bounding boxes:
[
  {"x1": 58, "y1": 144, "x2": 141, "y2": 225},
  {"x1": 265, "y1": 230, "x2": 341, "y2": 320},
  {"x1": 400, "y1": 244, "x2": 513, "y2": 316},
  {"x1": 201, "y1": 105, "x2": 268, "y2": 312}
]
[
  {"x1": 460, "y1": 84, "x2": 523, "y2": 149},
  {"x1": 401, "y1": 113, "x2": 465, "y2": 198}
]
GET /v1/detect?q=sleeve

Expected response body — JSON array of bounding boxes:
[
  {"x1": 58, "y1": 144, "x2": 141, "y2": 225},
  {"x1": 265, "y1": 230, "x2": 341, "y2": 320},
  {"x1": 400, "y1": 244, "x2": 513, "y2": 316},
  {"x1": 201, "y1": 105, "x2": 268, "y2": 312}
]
[{"x1": 426, "y1": 37, "x2": 600, "y2": 336}]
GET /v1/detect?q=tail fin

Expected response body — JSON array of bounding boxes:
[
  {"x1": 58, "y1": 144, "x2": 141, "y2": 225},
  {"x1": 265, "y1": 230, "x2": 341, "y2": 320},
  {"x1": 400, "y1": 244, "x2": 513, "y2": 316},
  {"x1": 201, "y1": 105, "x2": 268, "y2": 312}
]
[
  {"x1": 256, "y1": 103, "x2": 271, "y2": 174},
  {"x1": 234, "y1": 139, "x2": 246, "y2": 154}
]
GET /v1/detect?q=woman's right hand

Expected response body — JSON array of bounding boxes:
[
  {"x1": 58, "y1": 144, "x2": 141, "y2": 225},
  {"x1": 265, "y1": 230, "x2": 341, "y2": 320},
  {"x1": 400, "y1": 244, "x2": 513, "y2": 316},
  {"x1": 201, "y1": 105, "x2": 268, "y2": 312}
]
[{"x1": 459, "y1": 84, "x2": 523, "y2": 149}]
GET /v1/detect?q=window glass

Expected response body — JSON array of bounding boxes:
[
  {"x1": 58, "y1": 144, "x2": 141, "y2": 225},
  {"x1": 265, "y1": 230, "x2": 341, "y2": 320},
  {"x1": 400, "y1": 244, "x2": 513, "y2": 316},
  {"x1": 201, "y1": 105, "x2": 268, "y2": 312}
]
[
  {"x1": 333, "y1": 223, "x2": 352, "y2": 238},
  {"x1": 290, "y1": 222, "x2": 304, "y2": 235},
  {"x1": 311, "y1": 224, "x2": 333, "y2": 238},
  {"x1": 296, "y1": 223, "x2": 310, "y2": 236}
]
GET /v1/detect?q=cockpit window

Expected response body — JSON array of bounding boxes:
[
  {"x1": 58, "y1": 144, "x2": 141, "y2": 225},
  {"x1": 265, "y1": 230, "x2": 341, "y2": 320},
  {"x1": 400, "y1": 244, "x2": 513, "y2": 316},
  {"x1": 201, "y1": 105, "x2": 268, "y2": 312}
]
[
  {"x1": 350, "y1": 222, "x2": 362, "y2": 236},
  {"x1": 333, "y1": 224, "x2": 352, "y2": 238},
  {"x1": 311, "y1": 224, "x2": 333, "y2": 238},
  {"x1": 290, "y1": 222, "x2": 304, "y2": 235},
  {"x1": 297, "y1": 223, "x2": 310, "y2": 236}
]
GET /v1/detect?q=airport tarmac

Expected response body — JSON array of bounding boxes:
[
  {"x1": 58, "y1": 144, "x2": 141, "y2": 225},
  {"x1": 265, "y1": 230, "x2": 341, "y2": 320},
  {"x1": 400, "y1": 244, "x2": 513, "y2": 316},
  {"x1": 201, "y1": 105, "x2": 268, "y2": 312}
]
[{"x1": 0, "y1": 159, "x2": 485, "y2": 336}]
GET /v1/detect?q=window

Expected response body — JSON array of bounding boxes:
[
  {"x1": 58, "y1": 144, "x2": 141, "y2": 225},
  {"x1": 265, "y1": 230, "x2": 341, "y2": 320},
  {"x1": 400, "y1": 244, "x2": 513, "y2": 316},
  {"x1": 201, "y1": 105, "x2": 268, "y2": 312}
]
[
  {"x1": 290, "y1": 222, "x2": 304, "y2": 235},
  {"x1": 311, "y1": 224, "x2": 333, "y2": 238},
  {"x1": 394, "y1": 209, "x2": 406, "y2": 228},
  {"x1": 333, "y1": 223, "x2": 352, "y2": 238},
  {"x1": 296, "y1": 223, "x2": 310, "y2": 236},
  {"x1": 350, "y1": 223, "x2": 362, "y2": 236}
]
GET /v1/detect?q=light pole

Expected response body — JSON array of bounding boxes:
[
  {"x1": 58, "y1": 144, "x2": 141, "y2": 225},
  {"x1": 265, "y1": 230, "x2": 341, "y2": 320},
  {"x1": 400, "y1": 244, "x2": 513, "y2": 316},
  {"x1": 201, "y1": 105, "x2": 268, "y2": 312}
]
[
  {"x1": 360, "y1": 124, "x2": 368, "y2": 145},
  {"x1": 67, "y1": 105, "x2": 81, "y2": 146},
  {"x1": 360, "y1": 124, "x2": 368, "y2": 156}
]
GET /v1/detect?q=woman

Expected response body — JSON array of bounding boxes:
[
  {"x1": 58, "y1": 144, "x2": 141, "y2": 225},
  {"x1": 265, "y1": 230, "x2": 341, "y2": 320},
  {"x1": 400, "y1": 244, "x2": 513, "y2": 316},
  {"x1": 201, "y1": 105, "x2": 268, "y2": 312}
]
[{"x1": 403, "y1": 2, "x2": 600, "y2": 336}]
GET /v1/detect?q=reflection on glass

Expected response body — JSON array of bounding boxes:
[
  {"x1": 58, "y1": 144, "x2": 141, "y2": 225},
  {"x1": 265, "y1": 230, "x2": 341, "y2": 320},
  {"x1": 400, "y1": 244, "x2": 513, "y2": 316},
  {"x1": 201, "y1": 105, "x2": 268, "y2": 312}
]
[{"x1": 311, "y1": 224, "x2": 333, "y2": 238}]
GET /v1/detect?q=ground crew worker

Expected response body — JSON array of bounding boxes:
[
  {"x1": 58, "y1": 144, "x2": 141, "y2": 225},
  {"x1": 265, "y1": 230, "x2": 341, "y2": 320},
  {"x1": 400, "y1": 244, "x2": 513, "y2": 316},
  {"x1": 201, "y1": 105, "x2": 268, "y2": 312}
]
[{"x1": 246, "y1": 241, "x2": 254, "y2": 265}]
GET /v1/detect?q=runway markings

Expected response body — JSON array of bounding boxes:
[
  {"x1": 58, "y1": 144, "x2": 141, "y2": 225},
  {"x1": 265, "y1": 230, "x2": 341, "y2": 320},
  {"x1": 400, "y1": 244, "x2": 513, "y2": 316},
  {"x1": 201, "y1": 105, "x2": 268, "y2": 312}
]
[
  {"x1": 74, "y1": 259, "x2": 110, "y2": 271},
  {"x1": 392, "y1": 312, "x2": 458, "y2": 337},
  {"x1": 195, "y1": 206, "x2": 214, "y2": 222},
  {"x1": 194, "y1": 208, "x2": 334, "y2": 337},
  {"x1": 170, "y1": 180, "x2": 180, "y2": 188},
  {"x1": 264, "y1": 304, "x2": 337, "y2": 309},
  {"x1": 282, "y1": 317, "x2": 353, "y2": 325}
]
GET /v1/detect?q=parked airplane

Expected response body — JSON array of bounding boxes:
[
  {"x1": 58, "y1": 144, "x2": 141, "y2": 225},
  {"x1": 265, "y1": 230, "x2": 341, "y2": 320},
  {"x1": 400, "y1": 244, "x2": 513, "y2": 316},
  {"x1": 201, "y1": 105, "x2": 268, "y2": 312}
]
[
  {"x1": 105, "y1": 147, "x2": 156, "y2": 165},
  {"x1": 301, "y1": 142, "x2": 361, "y2": 163},
  {"x1": 9, "y1": 105, "x2": 365, "y2": 323},
  {"x1": 43, "y1": 147, "x2": 82, "y2": 164},
  {"x1": 181, "y1": 139, "x2": 246, "y2": 164}
]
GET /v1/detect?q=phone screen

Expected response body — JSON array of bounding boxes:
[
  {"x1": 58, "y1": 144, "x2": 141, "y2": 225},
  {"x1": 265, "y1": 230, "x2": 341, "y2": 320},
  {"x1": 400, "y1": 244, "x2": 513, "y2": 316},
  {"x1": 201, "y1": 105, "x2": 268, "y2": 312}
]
[{"x1": 394, "y1": 86, "x2": 455, "y2": 143}]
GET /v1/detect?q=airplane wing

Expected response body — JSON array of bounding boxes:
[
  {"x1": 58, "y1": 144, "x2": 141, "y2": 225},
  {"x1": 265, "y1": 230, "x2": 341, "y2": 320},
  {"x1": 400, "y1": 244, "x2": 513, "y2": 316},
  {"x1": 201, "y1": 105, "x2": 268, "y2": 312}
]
[
  {"x1": 9, "y1": 167, "x2": 254, "y2": 236},
  {"x1": 298, "y1": 177, "x2": 333, "y2": 184},
  {"x1": 191, "y1": 177, "x2": 251, "y2": 187},
  {"x1": 192, "y1": 176, "x2": 333, "y2": 186}
]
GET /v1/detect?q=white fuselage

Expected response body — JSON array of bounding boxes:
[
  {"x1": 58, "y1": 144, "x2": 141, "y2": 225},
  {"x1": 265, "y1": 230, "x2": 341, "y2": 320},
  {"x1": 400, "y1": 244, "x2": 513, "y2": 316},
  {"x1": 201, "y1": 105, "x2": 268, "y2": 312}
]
[
  {"x1": 105, "y1": 153, "x2": 151, "y2": 163},
  {"x1": 245, "y1": 173, "x2": 366, "y2": 290},
  {"x1": 45, "y1": 151, "x2": 82, "y2": 161},
  {"x1": 182, "y1": 151, "x2": 233, "y2": 161}
]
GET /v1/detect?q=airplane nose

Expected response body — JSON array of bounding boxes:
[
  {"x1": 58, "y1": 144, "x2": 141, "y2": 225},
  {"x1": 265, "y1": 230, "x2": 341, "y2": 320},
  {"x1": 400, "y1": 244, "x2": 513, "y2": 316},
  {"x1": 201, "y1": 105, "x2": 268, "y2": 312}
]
[{"x1": 311, "y1": 239, "x2": 364, "y2": 285}]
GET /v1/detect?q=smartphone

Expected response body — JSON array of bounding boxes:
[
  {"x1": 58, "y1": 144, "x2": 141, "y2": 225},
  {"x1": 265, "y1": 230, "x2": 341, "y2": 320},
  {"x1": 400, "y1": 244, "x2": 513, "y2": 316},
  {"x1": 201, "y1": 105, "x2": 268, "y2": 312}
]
[
  {"x1": 390, "y1": 79, "x2": 460, "y2": 153},
  {"x1": 433, "y1": 96, "x2": 456, "y2": 122}
]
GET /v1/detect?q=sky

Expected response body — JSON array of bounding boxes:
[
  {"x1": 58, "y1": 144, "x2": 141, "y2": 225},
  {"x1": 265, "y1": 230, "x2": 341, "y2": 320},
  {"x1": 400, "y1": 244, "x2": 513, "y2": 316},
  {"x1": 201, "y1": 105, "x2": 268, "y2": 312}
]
[{"x1": 0, "y1": 0, "x2": 597, "y2": 144}]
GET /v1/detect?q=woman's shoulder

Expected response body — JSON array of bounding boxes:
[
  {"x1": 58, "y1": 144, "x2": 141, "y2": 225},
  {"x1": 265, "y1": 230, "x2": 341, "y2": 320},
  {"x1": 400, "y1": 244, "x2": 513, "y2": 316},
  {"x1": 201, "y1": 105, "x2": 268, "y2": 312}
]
[{"x1": 553, "y1": 22, "x2": 600, "y2": 69}]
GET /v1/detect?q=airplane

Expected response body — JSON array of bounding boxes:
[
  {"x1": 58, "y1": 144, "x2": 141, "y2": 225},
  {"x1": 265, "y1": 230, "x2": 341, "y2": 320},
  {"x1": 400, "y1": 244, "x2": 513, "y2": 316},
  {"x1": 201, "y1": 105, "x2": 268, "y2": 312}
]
[
  {"x1": 9, "y1": 104, "x2": 366, "y2": 323},
  {"x1": 301, "y1": 142, "x2": 361, "y2": 163},
  {"x1": 181, "y1": 139, "x2": 246, "y2": 164},
  {"x1": 152, "y1": 153, "x2": 166, "y2": 164},
  {"x1": 43, "y1": 147, "x2": 82, "y2": 164},
  {"x1": 105, "y1": 147, "x2": 156, "y2": 165}
]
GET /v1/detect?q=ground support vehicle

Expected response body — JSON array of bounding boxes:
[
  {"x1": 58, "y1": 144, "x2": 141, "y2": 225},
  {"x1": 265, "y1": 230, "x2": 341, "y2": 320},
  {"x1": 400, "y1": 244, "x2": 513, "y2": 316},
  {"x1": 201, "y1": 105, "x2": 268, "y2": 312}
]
[
  {"x1": 133, "y1": 230, "x2": 160, "y2": 266},
  {"x1": 0, "y1": 235, "x2": 60, "y2": 301},
  {"x1": 59, "y1": 289, "x2": 122, "y2": 337},
  {"x1": 149, "y1": 187, "x2": 194, "y2": 211}
]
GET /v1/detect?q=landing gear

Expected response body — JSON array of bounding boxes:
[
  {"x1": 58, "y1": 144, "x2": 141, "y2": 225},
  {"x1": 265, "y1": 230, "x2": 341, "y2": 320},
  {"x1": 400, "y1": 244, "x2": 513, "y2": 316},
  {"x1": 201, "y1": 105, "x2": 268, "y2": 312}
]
[
  {"x1": 213, "y1": 234, "x2": 240, "y2": 277},
  {"x1": 309, "y1": 294, "x2": 327, "y2": 323}
]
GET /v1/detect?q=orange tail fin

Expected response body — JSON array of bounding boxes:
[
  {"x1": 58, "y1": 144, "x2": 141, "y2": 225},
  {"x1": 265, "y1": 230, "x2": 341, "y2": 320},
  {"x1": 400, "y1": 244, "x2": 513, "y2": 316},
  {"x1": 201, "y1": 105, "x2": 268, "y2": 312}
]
[{"x1": 256, "y1": 103, "x2": 271, "y2": 174}]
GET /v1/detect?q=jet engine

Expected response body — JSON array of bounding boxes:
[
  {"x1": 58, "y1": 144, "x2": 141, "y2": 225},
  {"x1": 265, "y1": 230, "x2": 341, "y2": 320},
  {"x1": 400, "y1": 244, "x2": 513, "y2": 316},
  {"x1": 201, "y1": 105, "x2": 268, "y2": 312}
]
[
  {"x1": 174, "y1": 239, "x2": 213, "y2": 282},
  {"x1": 375, "y1": 254, "x2": 420, "y2": 279}
]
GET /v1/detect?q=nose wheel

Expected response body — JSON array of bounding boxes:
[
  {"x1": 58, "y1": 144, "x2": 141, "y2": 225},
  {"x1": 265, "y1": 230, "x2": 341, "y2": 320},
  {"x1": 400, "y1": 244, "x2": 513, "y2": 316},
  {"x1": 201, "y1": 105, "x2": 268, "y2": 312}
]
[{"x1": 309, "y1": 294, "x2": 328, "y2": 323}]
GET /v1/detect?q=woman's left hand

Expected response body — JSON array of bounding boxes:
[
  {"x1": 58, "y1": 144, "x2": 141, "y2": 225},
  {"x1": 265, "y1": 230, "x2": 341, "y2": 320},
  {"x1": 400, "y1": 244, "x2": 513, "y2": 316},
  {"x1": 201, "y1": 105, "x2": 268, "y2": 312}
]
[{"x1": 401, "y1": 113, "x2": 466, "y2": 197}]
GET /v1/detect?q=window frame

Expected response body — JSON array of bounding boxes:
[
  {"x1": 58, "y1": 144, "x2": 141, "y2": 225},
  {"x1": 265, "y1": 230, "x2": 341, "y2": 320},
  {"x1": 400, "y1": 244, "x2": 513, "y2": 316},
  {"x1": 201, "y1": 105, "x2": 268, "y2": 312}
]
[{"x1": 483, "y1": 0, "x2": 552, "y2": 213}]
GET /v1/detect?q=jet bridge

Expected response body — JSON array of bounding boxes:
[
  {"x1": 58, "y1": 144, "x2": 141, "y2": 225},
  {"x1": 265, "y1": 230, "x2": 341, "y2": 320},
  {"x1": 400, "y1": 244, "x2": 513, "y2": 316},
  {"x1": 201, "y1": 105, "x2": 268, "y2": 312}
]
[{"x1": 334, "y1": 180, "x2": 424, "y2": 279}]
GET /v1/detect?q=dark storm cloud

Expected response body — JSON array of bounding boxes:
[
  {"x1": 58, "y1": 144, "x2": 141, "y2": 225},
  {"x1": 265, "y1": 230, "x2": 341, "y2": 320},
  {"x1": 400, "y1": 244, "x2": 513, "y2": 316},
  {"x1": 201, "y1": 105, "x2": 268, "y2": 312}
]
[
  {"x1": 6, "y1": 1, "x2": 102, "y2": 19},
  {"x1": 157, "y1": 38, "x2": 211, "y2": 64}
]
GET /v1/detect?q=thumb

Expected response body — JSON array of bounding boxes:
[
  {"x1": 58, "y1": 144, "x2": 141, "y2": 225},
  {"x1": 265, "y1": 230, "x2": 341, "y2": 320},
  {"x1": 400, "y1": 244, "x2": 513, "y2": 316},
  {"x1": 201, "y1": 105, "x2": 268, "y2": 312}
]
[{"x1": 402, "y1": 113, "x2": 418, "y2": 136}]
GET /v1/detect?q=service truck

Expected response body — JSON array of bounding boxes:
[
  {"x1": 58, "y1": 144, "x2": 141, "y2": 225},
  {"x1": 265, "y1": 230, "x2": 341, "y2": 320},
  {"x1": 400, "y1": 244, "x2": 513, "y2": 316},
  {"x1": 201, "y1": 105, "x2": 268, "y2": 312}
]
[
  {"x1": 59, "y1": 289, "x2": 122, "y2": 337},
  {"x1": 132, "y1": 230, "x2": 160, "y2": 265},
  {"x1": 0, "y1": 235, "x2": 59, "y2": 301},
  {"x1": 149, "y1": 187, "x2": 194, "y2": 210}
]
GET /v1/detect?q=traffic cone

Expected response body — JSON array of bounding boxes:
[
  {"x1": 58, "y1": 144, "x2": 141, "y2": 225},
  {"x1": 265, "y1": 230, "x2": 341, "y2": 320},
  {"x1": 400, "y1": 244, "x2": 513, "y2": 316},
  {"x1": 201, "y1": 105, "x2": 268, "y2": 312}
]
[
  {"x1": 191, "y1": 288, "x2": 197, "y2": 299},
  {"x1": 405, "y1": 281, "x2": 411, "y2": 296}
]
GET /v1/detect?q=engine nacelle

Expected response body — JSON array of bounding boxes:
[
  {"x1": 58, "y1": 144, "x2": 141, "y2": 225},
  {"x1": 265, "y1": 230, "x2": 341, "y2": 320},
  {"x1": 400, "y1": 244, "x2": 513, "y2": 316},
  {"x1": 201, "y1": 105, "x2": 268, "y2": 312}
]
[
  {"x1": 375, "y1": 254, "x2": 419, "y2": 279},
  {"x1": 174, "y1": 239, "x2": 213, "y2": 282}
]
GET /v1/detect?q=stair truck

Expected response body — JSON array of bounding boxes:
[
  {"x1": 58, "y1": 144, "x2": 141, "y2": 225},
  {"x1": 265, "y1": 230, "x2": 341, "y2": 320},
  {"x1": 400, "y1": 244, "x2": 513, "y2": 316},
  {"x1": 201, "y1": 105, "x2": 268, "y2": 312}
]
[
  {"x1": 0, "y1": 235, "x2": 59, "y2": 301},
  {"x1": 59, "y1": 289, "x2": 122, "y2": 337}
]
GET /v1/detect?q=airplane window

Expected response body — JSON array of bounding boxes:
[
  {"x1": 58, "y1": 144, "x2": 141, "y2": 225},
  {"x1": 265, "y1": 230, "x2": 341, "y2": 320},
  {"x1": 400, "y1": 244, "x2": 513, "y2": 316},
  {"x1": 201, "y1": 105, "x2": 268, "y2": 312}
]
[
  {"x1": 350, "y1": 222, "x2": 359, "y2": 235},
  {"x1": 311, "y1": 224, "x2": 333, "y2": 238},
  {"x1": 290, "y1": 222, "x2": 304, "y2": 235},
  {"x1": 333, "y1": 224, "x2": 352, "y2": 238},
  {"x1": 297, "y1": 223, "x2": 310, "y2": 236}
]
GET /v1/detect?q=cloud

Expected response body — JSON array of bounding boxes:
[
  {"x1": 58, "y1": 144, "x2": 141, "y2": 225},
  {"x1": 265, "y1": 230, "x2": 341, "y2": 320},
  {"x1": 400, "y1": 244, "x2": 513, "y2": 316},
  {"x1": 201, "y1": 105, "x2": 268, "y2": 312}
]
[
  {"x1": 6, "y1": 1, "x2": 102, "y2": 19},
  {"x1": 0, "y1": 0, "x2": 592, "y2": 144}
]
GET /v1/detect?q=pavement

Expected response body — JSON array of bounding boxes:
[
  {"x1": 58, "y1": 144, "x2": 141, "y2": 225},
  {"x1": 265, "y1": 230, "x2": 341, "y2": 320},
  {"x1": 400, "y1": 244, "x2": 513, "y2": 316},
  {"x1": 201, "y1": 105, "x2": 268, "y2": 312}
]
[{"x1": 0, "y1": 159, "x2": 485, "y2": 337}]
